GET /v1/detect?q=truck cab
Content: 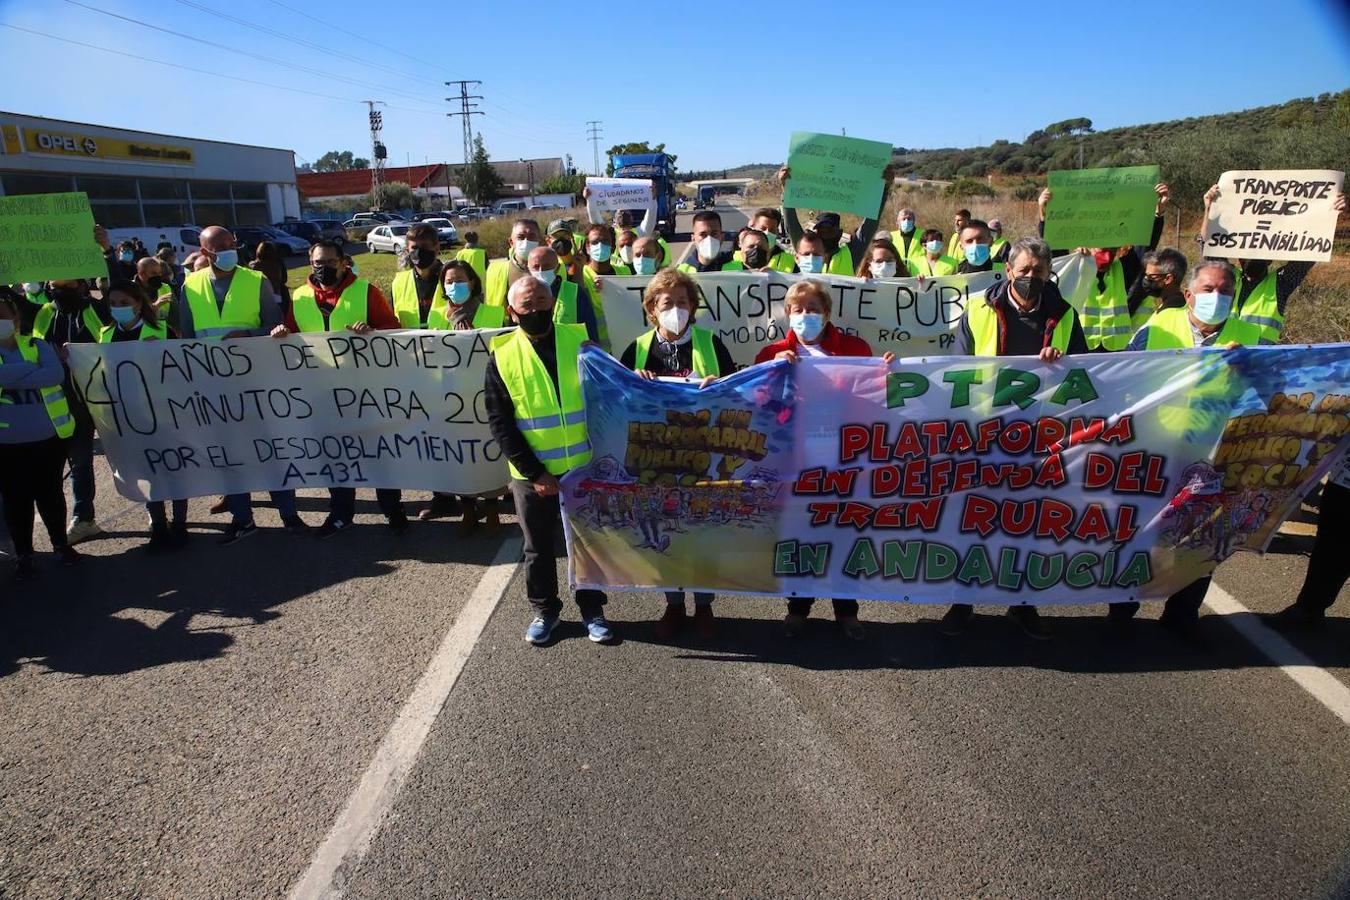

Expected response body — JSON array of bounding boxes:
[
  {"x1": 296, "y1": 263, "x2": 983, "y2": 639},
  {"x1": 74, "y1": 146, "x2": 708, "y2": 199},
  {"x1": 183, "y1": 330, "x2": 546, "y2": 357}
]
[{"x1": 610, "y1": 152, "x2": 678, "y2": 240}]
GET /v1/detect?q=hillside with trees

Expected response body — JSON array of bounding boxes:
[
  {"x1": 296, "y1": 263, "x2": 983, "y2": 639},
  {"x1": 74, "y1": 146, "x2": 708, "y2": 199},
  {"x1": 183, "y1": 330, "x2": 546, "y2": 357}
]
[{"x1": 889, "y1": 90, "x2": 1350, "y2": 210}]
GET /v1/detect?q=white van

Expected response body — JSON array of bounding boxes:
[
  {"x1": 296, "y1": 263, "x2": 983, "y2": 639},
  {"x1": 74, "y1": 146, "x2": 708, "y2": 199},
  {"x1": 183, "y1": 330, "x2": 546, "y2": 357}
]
[
  {"x1": 494, "y1": 199, "x2": 527, "y2": 214},
  {"x1": 107, "y1": 226, "x2": 202, "y2": 259}
]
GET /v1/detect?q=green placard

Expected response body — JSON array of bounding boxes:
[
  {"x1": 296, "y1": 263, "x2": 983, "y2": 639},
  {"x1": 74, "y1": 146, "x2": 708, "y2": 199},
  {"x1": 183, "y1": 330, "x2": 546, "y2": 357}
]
[
  {"x1": 783, "y1": 131, "x2": 892, "y2": 220},
  {"x1": 1043, "y1": 165, "x2": 1160, "y2": 249},
  {"x1": 0, "y1": 192, "x2": 106, "y2": 284}
]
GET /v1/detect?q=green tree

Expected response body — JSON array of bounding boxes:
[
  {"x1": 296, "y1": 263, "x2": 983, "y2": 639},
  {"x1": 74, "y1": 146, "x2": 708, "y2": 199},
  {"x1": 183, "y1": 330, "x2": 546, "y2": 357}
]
[
  {"x1": 461, "y1": 135, "x2": 505, "y2": 206},
  {"x1": 536, "y1": 173, "x2": 585, "y2": 195},
  {"x1": 365, "y1": 181, "x2": 417, "y2": 211},
  {"x1": 313, "y1": 149, "x2": 369, "y2": 172},
  {"x1": 943, "y1": 178, "x2": 996, "y2": 198},
  {"x1": 604, "y1": 141, "x2": 678, "y2": 176}
]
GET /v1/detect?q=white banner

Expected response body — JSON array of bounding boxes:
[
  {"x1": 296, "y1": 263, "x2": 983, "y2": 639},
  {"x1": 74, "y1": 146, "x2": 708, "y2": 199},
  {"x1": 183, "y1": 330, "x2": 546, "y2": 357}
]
[
  {"x1": 1204, "y1": 169, "x2": 1345, "y2": 262},
  {"x1": 598, "y1": 254, "x2": 1096, "y2": 367},
  {"x1": 67, "y1": 330, "x2": 509, "y2": 502},
  {"x1": 585, "y1": 177, "x2": 653, "y2": 212}
]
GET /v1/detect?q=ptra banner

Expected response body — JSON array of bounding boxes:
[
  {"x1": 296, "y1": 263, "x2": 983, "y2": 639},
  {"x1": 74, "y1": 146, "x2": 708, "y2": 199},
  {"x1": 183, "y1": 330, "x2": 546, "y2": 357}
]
[
  {"x1": 67, "y1": 331, "x2": 509, "y2": 502},
  {"x1": 562, "y1": 344, "x2": 1350, "y2": 605},
  {"x1": 596, "y1": 253, "x2": 1098, "y2": 367}
]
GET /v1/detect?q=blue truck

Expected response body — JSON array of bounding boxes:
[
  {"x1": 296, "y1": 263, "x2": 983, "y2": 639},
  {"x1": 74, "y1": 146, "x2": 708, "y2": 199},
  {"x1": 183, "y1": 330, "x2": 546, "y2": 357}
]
[{"x1": 610, "y1": 152, "x2": 678, "y2": 240}]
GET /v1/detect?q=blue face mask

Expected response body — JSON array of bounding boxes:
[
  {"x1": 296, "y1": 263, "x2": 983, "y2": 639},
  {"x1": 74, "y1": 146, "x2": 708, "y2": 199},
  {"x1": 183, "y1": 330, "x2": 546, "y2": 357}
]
[
  {"x1": 898, "y1": 219, "x2": 915, "y2": 234},
  {"x1": 1191, "y1": 291, "x2": 1233, "y2": 325},
  {"x1": 925, "y1": 240, "x2": 944, "y2": 254},
  {"x1": 798, "y1": 254, "x2": 824, "y2": 274},
  {"x1": 118, "y1": 251, "x2": 134, "y2": 262},
  {"x1": 212, "y1": 249, "x2": 239, "y2": 272},
  {"x1": 964, "y1": 243, "x2": 991, "y2": 266},
  {"x1": 110, "y1": 305, "x2": 139, "y2": 326},
  {"x1": 446, "y1": 281, "x2": 472, "y2": 303},
  {"x1": 589, "y1": 242, "x2": 612, "y2": 263},
  {"x1": 790, "y1": 312, "x2": 825, "y2": 342},
  {"x1": 633, "y1": 256, "x2": 658, "y2": 276}
]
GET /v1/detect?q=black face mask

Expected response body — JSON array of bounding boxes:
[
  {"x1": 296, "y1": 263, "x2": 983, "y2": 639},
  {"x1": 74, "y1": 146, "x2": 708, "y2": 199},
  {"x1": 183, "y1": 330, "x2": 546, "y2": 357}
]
[
  {"x1": 313, "y1": 264, "x2": 341, "y2": 287},
  {"x1": 744, "y1": 246, "x2": 769, "y2": 269},
  {"x1": 412, "y1": 247, "x2": 438, "y2": 269},
  {"x1": 1012, "y1": 275, "x2": 1045, "y2": 305},
  {"x1": 1141, "y1": 277, "x2": 1164, "y2": 297},
  {"x1": 146, "y1": 276, "x2": 166, "y2": 293},
  {"x1": 1244, "y1": 260, "x2": 1269, "y2": 282},
  {"x1": 551, "y1": 238, "x2": 573, "y2": 257},
  {"x1": 49, "y1": 287, "x2": 85, "y2": 309},
  {"x1": 515, "y1": 308, "x2": 553, "y2": 336}
]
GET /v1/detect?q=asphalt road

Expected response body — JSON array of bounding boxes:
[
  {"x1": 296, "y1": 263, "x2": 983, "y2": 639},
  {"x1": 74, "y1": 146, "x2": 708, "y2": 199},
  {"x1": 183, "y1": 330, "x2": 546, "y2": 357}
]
[{"x1": 3, "y1": 221, "x2": 1350, "y2": 897}]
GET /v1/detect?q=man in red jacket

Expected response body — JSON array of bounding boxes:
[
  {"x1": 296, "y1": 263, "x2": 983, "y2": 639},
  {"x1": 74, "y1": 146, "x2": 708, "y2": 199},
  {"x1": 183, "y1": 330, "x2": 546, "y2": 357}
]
[
  {"x1": 272, "y1": 239, "x2": 408, "y2": 537},
  {"x1": 755, "y1": 278, "x2": 894, "y2": 639}
]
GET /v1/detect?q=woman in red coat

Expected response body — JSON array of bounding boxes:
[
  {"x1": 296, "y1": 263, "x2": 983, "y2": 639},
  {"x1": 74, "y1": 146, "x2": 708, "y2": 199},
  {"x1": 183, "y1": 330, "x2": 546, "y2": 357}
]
[{"x1": 755, "y1": 279, "x2": 894, "y2": 640}]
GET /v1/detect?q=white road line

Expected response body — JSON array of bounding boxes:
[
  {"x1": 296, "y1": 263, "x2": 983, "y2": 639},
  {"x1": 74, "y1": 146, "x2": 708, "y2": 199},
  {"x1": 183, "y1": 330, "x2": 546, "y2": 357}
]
[
  {"x1": 288, "y1": 536, "x2": 522, "y2": 899},
  {"x1": 1206, "y1": 583, "x2": 1350, "y2": 727}
]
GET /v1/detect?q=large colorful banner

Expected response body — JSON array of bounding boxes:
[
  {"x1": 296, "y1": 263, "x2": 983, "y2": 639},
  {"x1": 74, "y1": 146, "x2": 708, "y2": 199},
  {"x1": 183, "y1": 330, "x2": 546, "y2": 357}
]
[
  {"x1": 598, "y1": 253, "x2": 1097, "y2": 365},
  {"x1": 562, "y1": 344, "x2": 1350, "y2": 604},
  {"x1": 67, "y1": 331, "x2": 509, "y2": 502}
]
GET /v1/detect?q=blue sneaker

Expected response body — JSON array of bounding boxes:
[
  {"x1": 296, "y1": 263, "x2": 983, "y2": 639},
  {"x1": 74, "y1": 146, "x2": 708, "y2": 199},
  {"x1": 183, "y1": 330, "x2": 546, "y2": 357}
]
[
  {"x1": 525, "y1": 614, "x2": 559, "y2": 645},
  {"x1": 583, "y1": 614, "x2": 616, "y2": 644}
]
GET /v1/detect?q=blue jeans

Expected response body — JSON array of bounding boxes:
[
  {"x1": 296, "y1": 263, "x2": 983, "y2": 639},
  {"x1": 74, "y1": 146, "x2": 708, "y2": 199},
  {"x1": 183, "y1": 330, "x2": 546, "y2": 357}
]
[
  {"x1": 226, "y1": 491, "x2": 297, "y2": 527},
  {"x1": 67, "y1": 408, "x2": 96, "y2": 522}
]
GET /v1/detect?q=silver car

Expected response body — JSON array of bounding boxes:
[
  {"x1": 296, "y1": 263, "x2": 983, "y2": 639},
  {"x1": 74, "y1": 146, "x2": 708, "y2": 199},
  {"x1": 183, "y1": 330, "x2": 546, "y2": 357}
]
[
  {"x1": 367, "y1": 223, "x2": 410, "y2": 254},
  {"x1": 419, "y1": 218, "x2": 460, "y2": 247}
]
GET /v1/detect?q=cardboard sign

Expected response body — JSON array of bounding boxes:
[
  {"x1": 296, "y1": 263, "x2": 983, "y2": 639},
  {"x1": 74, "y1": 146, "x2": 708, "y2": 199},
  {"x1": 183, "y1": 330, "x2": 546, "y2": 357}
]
[
  {"x1": 1043, "y1": 165, "x2": 1160, "y2": 249},
  {"x1": 783, "y1": 132, "x2": 892, "y2": 219},
  {"x1": 0, "y1": 192, "x2": 106, "y2": 283},
  {"x1": 586, "y1": 177, "x2": 653, "y2": 212},
  {"x1": 1203, "y1": 169, "x2": 1344, "y2": 262}
]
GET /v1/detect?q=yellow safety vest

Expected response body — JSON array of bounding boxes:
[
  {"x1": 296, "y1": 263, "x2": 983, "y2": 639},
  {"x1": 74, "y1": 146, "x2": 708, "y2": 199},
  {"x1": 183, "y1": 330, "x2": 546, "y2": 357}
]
[
  {"x1": 484, "y1": 258, "x2": 517, "y2": 310},
  {"x1": 473, "y1": 303, "x2": 506, "y2": 329},
  {"x1": 97, "y1": 320, "x2": 168, "y2": 342},
  {"x1": 182, "y1": 267, "x2": 264, "y2": 340},
  {"x1": 966, "y1": 297, "x2": 1076, "y2": 357},
  {"x1": 633, "y1": 327, "x2": 720, "y2": 377},
  {"x1": 1, "y1": 335, "x2": 75, "y2": 438},
  {"x1": 826, "y1": 243, "x2": 853, "y2": 276},
  {"x1": 1080, "y1": 259, "x2": 1134, "y2": 351},
  {"x1": 1141, "y1": 307, "x2": 1262, "y2": 350},
  {"x1": 32, "y1": 302, "x2": 104, "y2": 342},
  {"x1": 291, "y1": 280, "x2": 370, "y2": 333},
  {"x1": 580, "y1": 265, "x2": 623, "y2": 351},
  {"x1": 1234, "y1": 267, "x2": 1282, "y2": 345},
  {"x1": 551, "y1": 278, "x2": 581, "y2": 326},
  {"x1": 990, "y1": 237, "x2": 1008, "y2": 260},
  {"x1": 392, "y1": 269, "x2": 456, "y2": 330},
  {"x1": 454, "y1": 247, "x2": 487, "y2": 280},
  {"x1": 657, "y1": 237, "x2": 673, "y2": 270},
  {"x1": 491, "y1": 323, "x2": 592, "y2": 479},
  {"x1": 912, "y1": 255, "x2": 958, "y2": 278},
  {"x1": 721, "y1": 260, "x2": 746, "y2": 272}
]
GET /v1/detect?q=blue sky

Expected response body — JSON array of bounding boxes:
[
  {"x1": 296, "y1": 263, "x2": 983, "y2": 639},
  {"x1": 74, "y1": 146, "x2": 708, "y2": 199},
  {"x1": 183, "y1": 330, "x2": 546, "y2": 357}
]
[{"x1": 1, "y1": 0, "x2": 1347, "y2": 172}]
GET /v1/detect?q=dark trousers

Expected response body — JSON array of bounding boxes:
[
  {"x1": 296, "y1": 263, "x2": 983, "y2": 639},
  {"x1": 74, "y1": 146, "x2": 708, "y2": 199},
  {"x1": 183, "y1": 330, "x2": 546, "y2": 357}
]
[
  {"x1": 329, "y1": 488, "x2": 402, "y2": 523},
  {"x1": 147, "y1": 499, "x2": 188, "y2": 529},
  {"x1": 1295, "y1": 481, "x2": 1350, "y2": 612},
  {"x1": 226, "y1": 490, "x2": 297, "y2": 526},
  {"x1": 510, "y1": 479, "x2": 605, "y2": 617},
  {"x1": 788, "y1": 597, "x2": 859, "y2": 617},
  {"x1": 665, "y1": 591, "x2": 713, "y2": 607},
  {"x1": 67, "y1": 394, "x2": 96, "y2": 522},
  {"x1": 0, "y1": 437, "x2": 70, "y2": 556},
  {"x1": 1110, "y1": 575, "x2": 1211, "y2": 622}
]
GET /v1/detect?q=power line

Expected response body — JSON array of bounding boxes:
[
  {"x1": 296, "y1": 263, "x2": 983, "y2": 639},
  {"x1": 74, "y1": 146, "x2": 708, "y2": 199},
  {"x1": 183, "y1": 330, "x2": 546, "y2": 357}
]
[
  {"x1": 0, "y1": 23, "x2": 431, "y2": 114},
  {"x1": 261, "y1": 0, "x2": 450, "y2": 74},
  {"x1": 169, "y1": 0, "x2": 447, "y2": 93},
  {"x1": 586, "y1": 121, "x2": 604, "y2": 175},
  {"x1": 445, "y1": 80, "x2": 483, "y2": 171},
  {"x1": 59, "y1": 0, "x2": 445, "y2": 111}
]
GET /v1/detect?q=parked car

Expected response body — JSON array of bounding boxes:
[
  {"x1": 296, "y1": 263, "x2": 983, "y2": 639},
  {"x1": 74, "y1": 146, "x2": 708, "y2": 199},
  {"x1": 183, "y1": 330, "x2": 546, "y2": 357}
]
[
  {"x1": 256, "y1": 226, "x2": 310, "y2": 255},
  {"x1": 419, "y1": 218, "x2": 459, "y2": 247},
  {"x1": 307, "y1": 219, "x2": 347, "y2": 243},
  {"x1": 494, "y1": 199, "x2": 527, "y2": 214},
  {"x1": 343, "y1": 218, "x2": 378, "y2": 240},
  {"x1": 366, "y1": 223, "x2": 410, "y2": 254},
  {"x1": 412, "y1": 211, "x2": 458, "y2": 222},
  {"x1": 274, "y1": 221, "x2": 321, "y2": 244},
  {"x1": 455, "y1": 206, "x2": 488, "y2": 222}
]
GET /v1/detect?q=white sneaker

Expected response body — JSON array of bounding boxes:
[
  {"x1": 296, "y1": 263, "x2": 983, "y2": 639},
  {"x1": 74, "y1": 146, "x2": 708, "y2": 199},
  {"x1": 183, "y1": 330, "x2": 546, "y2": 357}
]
[{"x1": 66, "y1": 520, "x2": 103, "y2": 545}]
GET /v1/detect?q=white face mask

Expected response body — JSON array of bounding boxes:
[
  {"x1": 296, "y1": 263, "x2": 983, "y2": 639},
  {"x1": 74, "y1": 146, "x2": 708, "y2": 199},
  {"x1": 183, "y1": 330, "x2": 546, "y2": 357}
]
[
  {"x1": 618, "y1": 245, "x2": 633, "y2": 264},
  {"x1": 514, "y1": 238, "x2": 539, "y2": 260},
  {"x1": 531, "y1": 268, "x2": 557, "y2": 287},
  {"x1": 22, "y1": 282, "x2": 42, "y2": 295},
  {"x1": 657, "y1": 306, "x2": 690, "y2": 338},
  {"x1": 870, "y1": 260, "x2": 897, "y2": 278},
  {"x1": 0, "y1": 319, "x2": 14, "y2": 340},
  {"x1": 696, "y1": 235, "x2": 721, "y2": 259}
]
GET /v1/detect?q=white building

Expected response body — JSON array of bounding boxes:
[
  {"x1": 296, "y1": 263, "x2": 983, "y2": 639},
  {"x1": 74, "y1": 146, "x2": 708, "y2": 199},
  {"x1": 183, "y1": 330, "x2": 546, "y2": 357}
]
[{"x1": 0, "y1": 111, "x2": 300, "y2": 228}]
